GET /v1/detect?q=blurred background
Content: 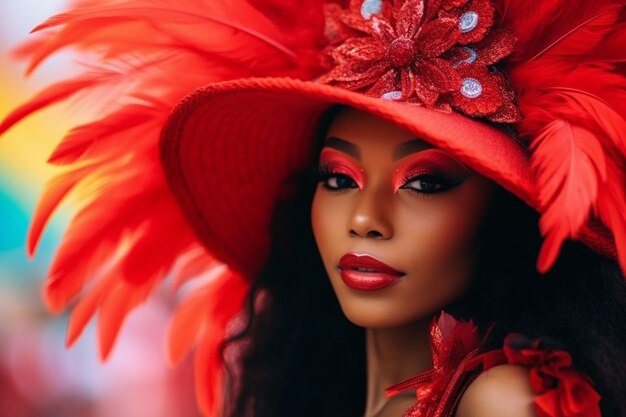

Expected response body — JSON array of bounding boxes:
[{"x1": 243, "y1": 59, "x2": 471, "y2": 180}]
[{"x1": 0, "y1": 2, "x2": 201, "y2": 416}]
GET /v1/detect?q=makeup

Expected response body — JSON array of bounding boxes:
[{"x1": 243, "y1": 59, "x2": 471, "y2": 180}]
[
  {"x1": 392, "y1": 149, "x2": 471, "y2": 193},
  {"x1": 318, "y1": 148, "x2": 365, "y2": 190},
  {"x1": 338, "y1": 253, "x2": 405, "y2": 291}
]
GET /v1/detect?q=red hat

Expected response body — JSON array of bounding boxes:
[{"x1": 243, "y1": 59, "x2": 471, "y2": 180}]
[{"x1": 2, "y1": 0, "x2": 625, "y2": 415}]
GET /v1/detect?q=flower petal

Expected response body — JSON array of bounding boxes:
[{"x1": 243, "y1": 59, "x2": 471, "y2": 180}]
[
  {"x1": 483, "y1": 71, "x2": 521, "y2": 122},
  {"x1": 424, "y1": 0, "x2": 444, "y2": 21},
  {"x1": 475, "y1": 30, "x2": 517, "y2": 65},
  {"x1": 452, "y1": 65, "x2": 503, "y2": 115},
  {"x1": 443, "y1": 0, "x2": 495, "y2": 45},
  {"x1": 416, "y1": 17, "x2": 460, "y2": 57},
  {"x1": 414, "y1": 79, "x2": 440, "y2": 106},
  {"x1": 370, "y1": 15, "x2": 397, "y2": 43},
  {"x1": 341, "y1": 10, "x2": 378, "y2": 34},
  {"x1": 394, "y1": 0, "x2": 425, "y2": 37},
  {"x1": 418, "y1": 58, "x2": 461, "y2": 91},
  {"x1": 332, "y1": 37, "x2": 386, "y2": 63},
  {"x1": 329, "y1": 60, "x2": 390, "y2": 89},
  {"x1": 367, "y1": 68, "x2": 401, "y2": 97},
  {"x1": 442, "y1": 0, "x2": 470, "y2": 10},
  {"x1": 401, "y1": 68, "x2": 417, "y2": 98}
]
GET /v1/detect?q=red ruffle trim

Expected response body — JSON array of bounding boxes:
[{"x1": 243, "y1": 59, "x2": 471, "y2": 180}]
[{"x1": 465, "y1": 333, "x2": 602, "y2": 417}]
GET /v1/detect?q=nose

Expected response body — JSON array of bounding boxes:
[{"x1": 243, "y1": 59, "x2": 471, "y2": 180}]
[{"x1": 348, "y1": 183, "x2": 394, "y2": 239}]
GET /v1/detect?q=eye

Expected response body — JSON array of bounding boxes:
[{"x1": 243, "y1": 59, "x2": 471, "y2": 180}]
[
  {"x1": 400, "y1": 172, "x2": 460, "y2": 195},
  {"x1": 319, "y1": 172, "x2": 359, "y2": 190}
]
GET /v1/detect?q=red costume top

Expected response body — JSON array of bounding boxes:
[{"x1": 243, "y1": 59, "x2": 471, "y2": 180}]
[{"x1": 387, "y1": 312, "x2": 601, "y2": 417}]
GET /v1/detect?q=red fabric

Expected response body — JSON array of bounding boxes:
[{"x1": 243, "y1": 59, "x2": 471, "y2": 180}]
[{"x1": 386, "y1": 312, "x2": 602, "y2": 417}]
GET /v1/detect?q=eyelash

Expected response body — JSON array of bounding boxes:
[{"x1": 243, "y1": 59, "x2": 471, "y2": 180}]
[
  {"x1": 316, "y1": 166, "x2": 460, "y2": 195},
  {"x1": 316, "y1": 165, "x2": 360, "y2": 191},
  {"x1": 399, "y1": 168, "x2": 460, "y2": 195}
]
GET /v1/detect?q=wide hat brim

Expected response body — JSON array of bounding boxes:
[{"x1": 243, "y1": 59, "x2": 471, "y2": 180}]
[{"x1": 160, "y1": 77, "x2": 537, "y2": 278}]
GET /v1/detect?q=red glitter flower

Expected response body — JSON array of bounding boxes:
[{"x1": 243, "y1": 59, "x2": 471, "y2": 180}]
[{"x1": 320, "y1": 0, "x2": 521, "y2": 122}]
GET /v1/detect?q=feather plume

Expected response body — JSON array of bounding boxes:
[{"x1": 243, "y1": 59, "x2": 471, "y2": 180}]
[
  {"x1": 27, "y1": 165, "x2": 96, "y2": 256},
  {"x1": 531, "y1": 120, "x2": 606, "y2": 272},
  {"x1": 501, "y1": 0, "x2": 626, "y2": 274},
  {"x1": 1, "y1": 1, "x2": 327, "y2": 415},
  {"x1": 501, "y1": 0, "x2": 624, "y2": 62},
  {"x1": 48, "y1": 101, "x2": 168, "y2": 165},
  {"x1": 0, "y1": 76, "x2": 103, "y2": 135},
  {"x1": 595, "y1": 158, "x2": 626, "y2": 274},
  {"x1": 168, "y1": 269, "x2": 249, "y2": 417}
]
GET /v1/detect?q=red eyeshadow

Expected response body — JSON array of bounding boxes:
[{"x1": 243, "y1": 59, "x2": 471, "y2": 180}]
[
  {"x1": 319, "y1": 148, "x2": 365, "y2": 190},
  {"x1": 392, "y1": 149, "x2": 471, "y2": 192}
]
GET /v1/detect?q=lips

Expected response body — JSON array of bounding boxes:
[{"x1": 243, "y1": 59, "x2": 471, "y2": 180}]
[{"x1": 338, "y1": 253, "x2": 404, "y2": 291}]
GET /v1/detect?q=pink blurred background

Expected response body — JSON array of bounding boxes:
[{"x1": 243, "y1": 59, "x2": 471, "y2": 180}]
[{"x1": 0, "y1": 2, "x2": 201, "y2": 416}]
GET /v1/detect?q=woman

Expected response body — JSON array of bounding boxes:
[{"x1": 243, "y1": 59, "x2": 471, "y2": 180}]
[
  {"x1": 2, "y1": 0, "x2": 625, "y2": 416},
  {"x1": 216, "y1": 106, "x2": 626, "y2": 417}
]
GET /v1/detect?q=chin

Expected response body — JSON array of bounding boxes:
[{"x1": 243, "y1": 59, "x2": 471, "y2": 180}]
[{"x1": 336, "y1": 295, "x2": 434, "y2": 329}]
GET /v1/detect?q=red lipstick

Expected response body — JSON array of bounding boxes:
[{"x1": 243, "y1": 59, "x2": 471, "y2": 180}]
[{"x1": 338, "y1": 253, "x2": 404, "y2": 291}]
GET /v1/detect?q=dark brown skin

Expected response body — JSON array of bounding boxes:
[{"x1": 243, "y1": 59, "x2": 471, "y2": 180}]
[{"x1": 311, "y1": 107, "x2": 535, "y2": 417}]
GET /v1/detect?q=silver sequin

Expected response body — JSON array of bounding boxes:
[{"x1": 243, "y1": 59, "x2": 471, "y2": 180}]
[
  {"x1": 361, "y1": 0, "x2": 382, "y2": 19},
  {"x1": 381, "y1": 91, "x2": 403, "y2": 101},
  {"x1": 461, "y1": 78, "x2": 482, "y2": 99},
  {"x1": 454, "y1": 47, "x2": 478, "y2": 68},
  {"x1": 459, "y1": 11, "x2": 479, "y2": 33}
]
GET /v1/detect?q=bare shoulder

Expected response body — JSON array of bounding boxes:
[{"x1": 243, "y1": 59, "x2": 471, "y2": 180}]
[{"x1": 454, "y1": 364, "x2": 537, "y2": 417}]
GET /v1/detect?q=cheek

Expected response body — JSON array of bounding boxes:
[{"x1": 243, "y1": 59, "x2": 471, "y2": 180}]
[
  {"x1": 394, "y1": 180, "x2": 493, "y2": 310},
  {"x1": 405, "y1": 195, "x2": 485, "y2": 265}
]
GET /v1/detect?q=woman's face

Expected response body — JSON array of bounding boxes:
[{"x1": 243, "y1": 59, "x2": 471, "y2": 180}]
[{"x1": 311, "y1": 107, "x2": 495, "y2": 329}]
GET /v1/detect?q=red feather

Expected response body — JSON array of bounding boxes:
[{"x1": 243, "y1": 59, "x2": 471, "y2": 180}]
[
  {"x1": 548, "y1": 88, "x2": 626, "y2": 157},
  {"x1": 528, "y1": 5, "x2": 622, "y2": 62},
  {"x1": 27, "y1": 0, "x2": 324, "y2": 75},
  {"x1": 168, "y1": 269, "x2": 249, "y2": 417},
  {"x1": 531, "y1": 120, "x2": 606, "y2": 273},
  {"x1": 501, "y1": 0, "x2": 623, "y2": 62},
  {"x1": 171, "y1": 246, "x2": 222, "y2": 290},
  {"x1": 48, "y1": 101, "x2": 167, "y2": 165},
  {"x1": 503, "y1": 0, "x2": 626, "y2": 274},
  {"x1": 27, "y1": 165, "x2": 95, "y2": 256},
  {"x1": 590, "y1": 24, "x2": 626, "y2": 62},
  {"x1": 595, "y1": 159, "x2": 626, "y2": 274},
  {"x1": 0, "y1": 76, "x2": 102, "y2": 135}
]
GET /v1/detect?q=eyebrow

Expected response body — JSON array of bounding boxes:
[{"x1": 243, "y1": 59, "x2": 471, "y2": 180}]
[
  {"x1": 323, "y1": 136, "x2": 432, "y2": 161},
  {"x1": 324, "y1": 136, "x2": 361, "y2": 159},
  {"x1": 392, "y1": 139, "x2": 432, "y2": 160}
]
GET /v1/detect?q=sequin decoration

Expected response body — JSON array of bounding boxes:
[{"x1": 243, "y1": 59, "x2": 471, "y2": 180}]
[
  {"x1": 361, "y1": 0, "x2": 383, "y2": 19},
  {"x1": 320, "y1": 0, "x2": 521, "y2": 123},
  {"x1": 381, "y1": 91, "x2": 403, "y2": 100},
  {"x1": 459, "y1": 11, "x2": 479, "y2": 33},
  {"x1": 461, "y1": 78, "x2": 482, "y2": 98},
  {"x1": 452, "y1": 47, "x2": 477, "y2": 67}
]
